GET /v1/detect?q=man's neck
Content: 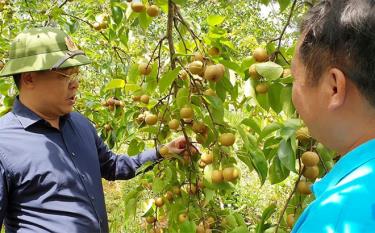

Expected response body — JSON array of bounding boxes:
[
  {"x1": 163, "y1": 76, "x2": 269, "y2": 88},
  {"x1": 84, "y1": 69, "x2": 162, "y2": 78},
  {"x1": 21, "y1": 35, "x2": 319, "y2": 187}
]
[{"x1": 19, "y1": 95, "x2": 60, "y2": 129}]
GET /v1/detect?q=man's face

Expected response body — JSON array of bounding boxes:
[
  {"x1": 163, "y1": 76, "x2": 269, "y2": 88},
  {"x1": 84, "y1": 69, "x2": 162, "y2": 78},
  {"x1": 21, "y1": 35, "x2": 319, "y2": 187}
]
[
  {"x1": 31, "y1": 67, "x2": 80, "y2": 117},
  {"x1": 291, "y1": 42, "x2": 329, "y2": 144}
]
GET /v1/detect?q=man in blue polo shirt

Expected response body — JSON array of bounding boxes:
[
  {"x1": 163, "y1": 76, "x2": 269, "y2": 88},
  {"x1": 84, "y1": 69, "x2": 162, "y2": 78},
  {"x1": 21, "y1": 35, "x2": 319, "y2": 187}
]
[
  {"x1": 291, "y1": 0, "x2": 375, "y2": 232},
  {"x1": 0, "y1": 28, "x2": 186, "y2": 232}
]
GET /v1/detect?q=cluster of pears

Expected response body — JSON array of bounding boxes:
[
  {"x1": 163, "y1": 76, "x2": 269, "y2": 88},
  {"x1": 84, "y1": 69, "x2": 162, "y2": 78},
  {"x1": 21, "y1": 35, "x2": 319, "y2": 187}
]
[
  {"x1": 248, "y1": 47, "x2": 270, "y2": 94},
  {"x1": 211, "y1": 166, "x2": 240, "y2": 184},
  {"x1": 160, "y1": 105, "x2": 238, "y2": 184},
  {"x1": 130, "y1": 1, "x2": 160, "y2": 17},
  {"x1": 132, "y1": 94, "x2": 150, "y2": 104},
  {"x1": 286, "y1": 127, "x2": 317, "y2": 228},
  {"x1": 135, "y1": 111, "x2": 159, "y2": 126},
  {"x1": 144, "y1": 183, "x2": 219, "y2": 233},
  {"x1": 101, "y1": 97, "x2": 124, "y2": 111},
  {"x1": 295, "y1": 127, "x2": 320, "y2": 195},
  {"x1": 286, "y1": 151, "x2": 320, "y2": 229},
  {"x1": 187, "y1": 50, "x2": 225, "y2": 82},
  {"x1": 93, "y1": 14, "x2": 109, "y2": 31},
  {"x1": 302, "y1": 151, "x2": 320, "y2": 180}
]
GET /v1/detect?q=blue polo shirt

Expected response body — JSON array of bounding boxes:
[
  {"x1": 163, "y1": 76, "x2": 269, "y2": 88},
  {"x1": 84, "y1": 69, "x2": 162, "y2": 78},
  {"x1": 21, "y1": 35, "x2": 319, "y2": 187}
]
[
  {"x1": 0, "y1": 98, "x2": 158, "y2": 233},
  {"x1": 292, "y1": 139, "x2": 375, "y2": 233}
]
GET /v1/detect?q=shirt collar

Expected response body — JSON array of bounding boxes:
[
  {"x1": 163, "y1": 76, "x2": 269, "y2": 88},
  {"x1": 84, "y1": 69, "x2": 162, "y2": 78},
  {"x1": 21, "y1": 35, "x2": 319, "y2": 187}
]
[
  {"x1": 312, "y1": 138, "x2": 375, "y2": 197},
  {"x1": 12, "y1": 96, "x2": 71, "y2": 129}
]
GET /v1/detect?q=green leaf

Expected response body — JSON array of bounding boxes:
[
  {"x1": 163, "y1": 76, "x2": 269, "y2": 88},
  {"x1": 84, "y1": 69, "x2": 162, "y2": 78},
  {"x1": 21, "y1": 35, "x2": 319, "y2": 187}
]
[
  {"x1": 104, "y1": 79, "x2": 125, "y2": 91},
  {"x1": 128, "y1": 139, "x2": 143, "y2": 156},
  {"x1": 152, "y1": 177, "x2": 164, "y2": 193},
  {"x1": 241, "y1": 118, "x2": 261, "y2": 135},
  {"x1": 256, "y1": 204, "x2": 277, "y2": 233},
  {"x1": 278, "y1": 0, "x2": 291, "y2": 12},
  {"x1": 203, "y1": 95, "x2": 223, "y2": 111},
  {"x1": 222, "y1": 215, "x2": 239, "y2": 229},
  {"x1": 237, "y1": 126, "x2": 268, "y2": 184},
  {"x1": 316, "y1": 143, "x2": 336, "y2": 161},
  {"x1": 204, "y1": 96, "x2": 224, "y2": 124},
  {"x1": 269, "y1": 156, "x2": 290, "y2": 184},
  {"x1": 277, "y1": 139, "x2": 296, "y2": 172},
  {"x1": 280, "y1": 126, "x2": 296, "y2": 141},
  {"x1": 172, "y1": 0, "x2": 187, "y2": 5},
  {"x1": 180, "y1": 221, "x2": 196, "y2": 233},
  {"x1": 111, "y1": 6, "x2": 123, "y2": 24},
  {"x1": 176, "y1": 88, "x2": 189, "y2": 108},
  {"x1": 229, "y1": 226, "x2": 250, "y2": 233},
  {"x1": 128, "y1": 63, "x2": 140, "y2": 84},
  {"x1": 221, "y1": 60, "x2": 241, "y2": 73},
  {"x1": 207, "y1": 15, "x2": 225, "y2": 26},
  {"x1": 241, "y1": 56, "x2": 255, "y2": 71},
  {"x1": 256, "y1": 90, "x2": 270, "y2": 111},
  {"x1": 260, "y1": 0, "x2": 271, "y2": 4},
  {"x1": 124, "y1": 198, "x2": 137, "y2": 219},
  {"x1": 281, "y1": 86, "x2": 295, "y2": 116},
  {"x1": 260, "y1": 122, "x2": 282, "y2": 140},
  {"x1": 159, "y1": 68, "x2": 179, "y2": 93},
  {"x1": 221, "y1": 40, "x2": 235, "y2": 50},
  {"x1": 268, "y1": 83, "x2": 283, "y2": 113},
  {"x1": 139, "y1": 11, "x2": 153, "y2": 29},
  {"x1": 0, "y1": 80, "x2": 11, "y2": 95},
  {"x1": 255, "y1": 62, "x2": 283, "y2": 81},
  {"x1": 125, "y1": 84, "x2": 142, "y2": 92}
]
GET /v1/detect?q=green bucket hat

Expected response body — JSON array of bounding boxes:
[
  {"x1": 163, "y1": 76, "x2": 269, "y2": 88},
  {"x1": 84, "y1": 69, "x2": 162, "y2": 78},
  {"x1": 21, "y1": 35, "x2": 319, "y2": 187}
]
[{"x1": 0, "y1": 27, "x2": 91, "y2": 77}]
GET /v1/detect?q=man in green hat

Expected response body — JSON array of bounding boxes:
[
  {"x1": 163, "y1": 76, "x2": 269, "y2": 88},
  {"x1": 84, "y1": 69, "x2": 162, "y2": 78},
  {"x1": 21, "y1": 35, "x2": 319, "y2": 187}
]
[{"x1": 0, "y1": 27, "x2": 186, "y2": 233}]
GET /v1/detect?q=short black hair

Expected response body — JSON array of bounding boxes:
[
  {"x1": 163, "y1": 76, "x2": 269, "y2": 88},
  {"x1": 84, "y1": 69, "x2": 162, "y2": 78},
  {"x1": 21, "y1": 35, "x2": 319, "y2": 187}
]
[
  {"x1": 13, "y1": 74, "x2": 21, "y2": 90},
  {"x1": 299, "y1": 0, "x2": 375, "y2": 106}
]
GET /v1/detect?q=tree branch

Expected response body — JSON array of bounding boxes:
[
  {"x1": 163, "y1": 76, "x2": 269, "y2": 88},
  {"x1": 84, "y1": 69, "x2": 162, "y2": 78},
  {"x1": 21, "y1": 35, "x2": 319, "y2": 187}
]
[
  {"x1": 275, "y1": 171, "x2": 304, "y2": 233},
  {"x1": 62, "y1": 13, "x2": 110, "y2": 42},
  {"x1": 268, "y1": 0, "x2": 298, "y2": 64},
  {"x1": 23, "y1": 0, "x2": 35, "y2": 23},
  {"x1": 167, "y1": 0, "x2": 176, "y2": 69},
  {"x1": 58, "y1": 0, "x2": 69, "y2": 8}
]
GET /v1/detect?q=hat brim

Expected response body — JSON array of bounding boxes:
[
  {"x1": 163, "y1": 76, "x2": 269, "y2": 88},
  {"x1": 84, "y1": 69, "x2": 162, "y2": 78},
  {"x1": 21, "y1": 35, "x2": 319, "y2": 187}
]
[{"x1": 0, "y1": 50, "x2": 91, "y2": 77}]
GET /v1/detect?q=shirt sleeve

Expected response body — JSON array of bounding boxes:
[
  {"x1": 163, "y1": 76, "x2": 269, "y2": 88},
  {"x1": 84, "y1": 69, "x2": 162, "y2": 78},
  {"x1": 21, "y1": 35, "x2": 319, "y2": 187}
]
[
  {"x1": 0, "y1": 161, "x2": 8, "y2": 229},
  {"x1": 91, "y1": 125, "x2": 159, "y2": 181}
]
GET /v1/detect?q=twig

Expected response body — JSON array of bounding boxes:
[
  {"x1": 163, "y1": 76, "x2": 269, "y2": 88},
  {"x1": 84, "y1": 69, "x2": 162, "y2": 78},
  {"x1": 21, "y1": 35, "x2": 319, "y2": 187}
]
[
  {"x1": 269, "y1": 0, "x2": 298, "y2": 51},
  {"x1": 113, "y1": 47, "x2": 126, "y2": 65},
  {"x1": 58, "y1": 0, "x2": 69, "y2": 8},
  {"x1": 268, "y1": 0, "x2": 298, "y2": 65},
  {"x1": 23, "y1": 0, "x2": 35, "y2": 23},
  {"x1": 275, "y1": 171, "x2": 304, "y2": 233},
  {"x1": 147, "y1": 36, "x2": 166, "y2": 81},
  {"x1": 167, "y1": 0, "x2": 176, "y2": 69},
  {"x1": 62, "y1": 13, "x2": 110, "y2": 42},
  {"x1": 156, "y1": 41, "x2": 163, "y2": 81},
  {"x1": 174, "y1": 14, "x2": 200, "y2": 50},
  {"x1": 173, "y1": 17, "x2": 188, "y2": 54},
  {"x1": 175, "y1": 8, "x2": 202, "y2": 44}
]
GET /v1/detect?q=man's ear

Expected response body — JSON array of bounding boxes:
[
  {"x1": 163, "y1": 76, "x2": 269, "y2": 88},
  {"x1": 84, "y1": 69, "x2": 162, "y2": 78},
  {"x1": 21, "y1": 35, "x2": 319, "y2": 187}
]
[
  {"x1": 326, "y1": 68, "x2": 347, "y2": 110},
  {"x1": 20, "y1": 72, "x2": 36, "y2": 89}
]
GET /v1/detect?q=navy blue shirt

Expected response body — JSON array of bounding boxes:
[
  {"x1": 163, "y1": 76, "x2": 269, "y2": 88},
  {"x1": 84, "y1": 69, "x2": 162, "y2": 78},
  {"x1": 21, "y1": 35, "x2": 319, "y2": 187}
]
[{"x1": 0, "y1": 98, "x2": 158, "y2": 233}]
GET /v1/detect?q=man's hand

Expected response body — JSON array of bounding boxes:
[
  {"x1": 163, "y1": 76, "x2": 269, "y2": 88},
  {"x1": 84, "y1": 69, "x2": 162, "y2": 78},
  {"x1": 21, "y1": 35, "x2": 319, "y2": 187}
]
[{"x1": 165, "y1": 136, "x2": 188, "y2": 154}]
